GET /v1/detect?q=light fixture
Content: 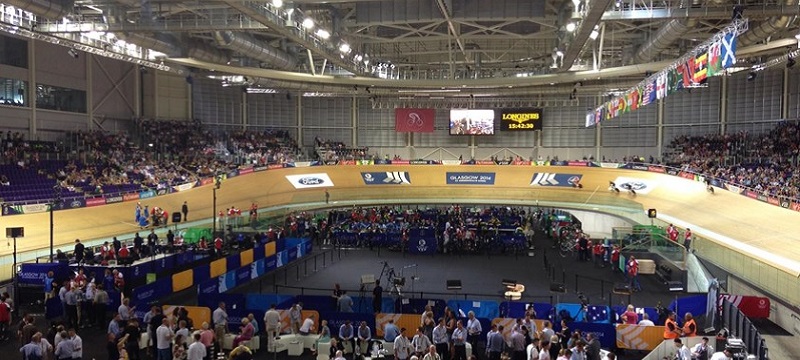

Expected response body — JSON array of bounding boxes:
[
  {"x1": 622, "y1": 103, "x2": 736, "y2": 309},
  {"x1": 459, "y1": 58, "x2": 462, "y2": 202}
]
[
  {"x1": 589, "y1": 29, "x2": 599, "y2": 40},
  {"x1": 272, "y1": 0, "x2": 283, "y2": 8},
  {"x1": 315, "y1": 29, "x2": 330, "y2": 39},
  {"x1": 354, "y1": 54, "x2": 363, "y2": 62},
  {"x1": 302, "y1": 18, "x2": 314, "y2": 29},
  {"x1": 339, "y1": 43, "x2": 351, "y2": 53},
  {"x1": 67, "y1": 48, "x2": 78, "y2": 58},
  {"x1": 566, "y1": 22, "x2": 576, "y2": 32}
]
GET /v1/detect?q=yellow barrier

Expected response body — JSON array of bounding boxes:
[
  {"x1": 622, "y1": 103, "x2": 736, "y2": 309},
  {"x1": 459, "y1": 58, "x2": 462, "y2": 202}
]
[
  {"x1": 615, "y1": 324, "x2": 666, "y2": 350},
  {"x1": 376, "y1": 313, "x2": 422, "y2": 338},
  {"x1": 265, "y1": 242, "x2": 276, "y2": 257},
  {"x1": 277, "y1": 310, "x2": 320, "y2": 333},
  {"x1": 240, "y1": 249, "x2": 254, "y2": 267},
  {"x1": 163, "y1": 305, "x2": 212, "y2": 328},
  {"x1": 210, "y1": 258, "x2": 227, "y2": 278},
  {"x1": 172, "y1": 269, "x2": 194, "y2": 292}
]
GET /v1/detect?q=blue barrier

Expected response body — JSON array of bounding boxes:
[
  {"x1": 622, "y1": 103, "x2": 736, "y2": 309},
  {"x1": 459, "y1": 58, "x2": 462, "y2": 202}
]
[
  {"x1": 396, "y1": 298, "x2": 448, "y2": 316},
  {"x1": 447, "y1": 300, "x2": 500, "y2": 319},
  {"x1": 18, "y1": 263, "x2": 69, "y2": 286},
  {"x1": 669, "y1": 295, "x2": 707, "y2": 320},
  {"x1": 131, "y1": 277, "x2": 171, "y2": 311},
  {"x1": 611, "y1": 306, "x2": 661, "y2": 325},
  {"x1": 198, "y1": 293, "x2": 246, "y2": 313},
  {"x1": 227, "y1": 255, "x2": 241, "y2": 272},
  {"x1": 568, "y1": 322, "x2": 616, "y2": 349},
  {"x1": 499, "y1": 302, "x2": 552, "y2": 320},
  {"x1": 297, "y1": 295, "x2": 338, "y2": 313},
  {"x1": 246, "y1": 294, "x2": 297, "y2": 311},
  {"x1": 193, "y1": 264, "x2": 210, "y2": 285}
]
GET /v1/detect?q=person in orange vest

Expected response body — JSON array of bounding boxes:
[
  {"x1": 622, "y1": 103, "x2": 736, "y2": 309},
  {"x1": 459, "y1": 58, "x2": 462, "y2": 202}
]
[
  {"x1": 682, "y1": 313, "x2": 697, "y2": 337},
  {"x1": 663, "y1": 312, "x2": 681, "y2": 340}
]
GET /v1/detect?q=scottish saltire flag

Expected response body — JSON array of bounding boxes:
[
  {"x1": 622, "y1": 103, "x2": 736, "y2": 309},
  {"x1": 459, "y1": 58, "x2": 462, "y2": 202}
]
[
  {"x1": 656, "y1": 73, "x2": 667, "y2": 99},
  {"x1": 707, "y1": 42, "x2": 722, "y2": 76},
  {"x1": 693, "y1": 52, "x2": 708, "y2": 84},
  {"x1": 721, "y1": 33, "x2": 737, "y2": 69}
]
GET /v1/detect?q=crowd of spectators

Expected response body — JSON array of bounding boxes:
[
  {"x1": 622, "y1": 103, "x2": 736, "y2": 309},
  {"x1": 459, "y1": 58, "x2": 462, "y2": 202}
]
[
  {"x1": 228, "y1": 129, "x2": 302, "y2": 165},
  {"x1": 315, "y1": 137, "x2": 371, "y2": 162},
  {"x1": 665, "y1": 121, "x2": 800, "y2": 199}
]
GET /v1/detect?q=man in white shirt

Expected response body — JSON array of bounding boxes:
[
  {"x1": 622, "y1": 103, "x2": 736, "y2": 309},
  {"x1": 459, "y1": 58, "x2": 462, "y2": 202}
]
[
  {"x1": 466, "y1": 312, "x2": 482, "y2": 356},
  {"x1": 451, "y1": 321, "x2": 467, "y2": 360},
  {"x1": 394, "y1": 328, "x2": 412, "y2": 360},
  {"x1": 264, "y1": 304, "x2": 281, "y2": 351},
  {"x1": 69, "y1": 329, "x2": 82, "y2": 360},
  {"x1": 673, "y1": 338, "x2": 692, "y2": 360},
  {"x1": 412, "y1": 326, "x2": 432, "y2": 357},
  {"x1": 299, "y1": 314, "x2": 315, "y2": 336},
  {"x1": 709, "y1": 348, "x2": 733, "y2": 360},
  {"x1": 156, "y1": 318, "x2": 175, "y2": 360},
  {"x1": 187, "y1": 333, "x2": 207, "y2": 360},
  {"x1": 637, "y1": 313, "x2": 655, "y2": 326},
  {"x1": 540, "y1": 321, "x2": 555, "y2": 343},
  {"x1": 212, "y1": 302, "x2": 227, "y2": 352},
  {"x1": 432, "y1": 319, "x2": 449, "y2": 359},
  {"x1": 691, "y1": 337, "x2": 712, "y2": 360},
  {"x1": 54, "y1": 331, "x2": 74, "y2": 360}
]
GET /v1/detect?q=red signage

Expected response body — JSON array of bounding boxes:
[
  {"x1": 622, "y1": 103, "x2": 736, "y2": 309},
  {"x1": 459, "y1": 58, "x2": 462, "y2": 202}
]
[
  {"x1": 767, "y1": 197, "x2": 780, "y2": 206},
  {"x1": 392, "y1": 160, "x2": 410, "y2": 165},
  {"x1": 744, "y1": 191, "x2": 758, "y2": 199},
  {"x1": 123, "y1": 193, "x2": 139, "y2": 202},
  {"x1": 239, "y1": 167, "x2": 254, "y2": 175},
  {"x1": 200, "y1": 178, "x2": 214, "y2": 186},
  {"x1": 791, "y1": 202, "x2": 800, "y2": 212},
  {"x1": 339, "y1": 160, "x2": 356, "y2": 165},
  {"x1": 512, "y1": 160, "x2": 532, "y2": 165},
  {"x1": 395, "y1": 108, "x2": 435, "y2": 133},
  {"x1": 678, "y1": 172, "x2": 695, "y2": 180},
  {"x1": 648, "y1": 166, "x2": 665, "y2": 173},
  {"x1": 567, "y1": 161, "x2": 588, "y2": 166},
  {"x1": 268, "y1": 164, "x2": 283, "y2": 170},
  {"x1": 721, "y1": 295, "x2": 771, "y2": 318},
  {"x1": 86, "y1": 197, "x2": 105, "y2": 207}
]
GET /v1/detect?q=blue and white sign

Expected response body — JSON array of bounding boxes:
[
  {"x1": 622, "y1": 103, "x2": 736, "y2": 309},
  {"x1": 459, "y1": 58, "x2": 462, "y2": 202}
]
[
  {"x1": 285, "y1": 173, "x2": 334, "y2": 189},
  {"x1": 446, "y1": 172, "x2": 496, "y2": 185},
  {"x1": 409, "y1": 238, "x2": 437, "y2": 254},
  {"x1": 530, "y1": 173, "x2": 583, "y2": 187},
  {"x1": 361, "y1": 172, "x2": 412, "y2": 185},
  {"x1": 613, "y1": 177, "x2": 657, "y2": 194}
]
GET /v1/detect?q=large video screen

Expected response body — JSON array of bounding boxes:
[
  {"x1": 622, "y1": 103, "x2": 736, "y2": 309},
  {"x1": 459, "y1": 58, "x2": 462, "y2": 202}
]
[
  {"x1": 500, "y1": 108, "x2": 543, "y2": 131},
  {"x1": 449, "y1": 109, "x2": 495, "y2": 135}
]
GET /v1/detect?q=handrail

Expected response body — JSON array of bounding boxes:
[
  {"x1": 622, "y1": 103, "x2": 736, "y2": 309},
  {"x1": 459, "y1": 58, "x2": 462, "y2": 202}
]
[{"x1": 273, "y1": 284, "x2": 554, "y2": 302}]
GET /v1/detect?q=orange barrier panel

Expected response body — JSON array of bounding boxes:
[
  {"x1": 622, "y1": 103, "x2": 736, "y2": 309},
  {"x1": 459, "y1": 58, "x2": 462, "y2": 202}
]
[
  {"x1": 265, "y1": 242, "x2": 276, "y2": 257},
  {"x1": 376, "y1": 313, "x2": 422, "y2": 338},
  {"x1": 277, "y1": 310, "x2": 320, "y2": 333},
  {"x1": 172, "y1": 269, "x2": 194, "y2": 292},
  {"x1": 491, "y1": 318, "x2": 547, "y2": 339},
  {"x1": 240, "y1": 249, "x2": 254, "y2": 267},
  {"x1": 616, "y1": 324, "x2": 666, "y2": 351},
  {"x1": 210, "y1": 258, "x2": 227, "y2": 278},
  {"x1": 163, "y1": 305, "x2": 211, "y2": 329}
]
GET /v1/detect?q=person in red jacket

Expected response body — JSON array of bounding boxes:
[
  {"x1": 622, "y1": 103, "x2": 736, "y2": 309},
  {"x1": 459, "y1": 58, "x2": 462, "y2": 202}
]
[{"x1": 0, "y1": 296, "x2": 10, "y2": 341}]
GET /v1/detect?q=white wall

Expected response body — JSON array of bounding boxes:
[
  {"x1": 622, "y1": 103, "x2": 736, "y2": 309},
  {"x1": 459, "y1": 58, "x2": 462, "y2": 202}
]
[{"x1": 568, "y1": 209, "x2": 635, "y2": 239}]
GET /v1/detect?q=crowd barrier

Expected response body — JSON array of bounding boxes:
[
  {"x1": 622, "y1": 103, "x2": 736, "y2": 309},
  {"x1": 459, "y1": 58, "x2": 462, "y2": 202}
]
[{"x1": 5, "y1": 159, "x2": 795, "y2": 219}]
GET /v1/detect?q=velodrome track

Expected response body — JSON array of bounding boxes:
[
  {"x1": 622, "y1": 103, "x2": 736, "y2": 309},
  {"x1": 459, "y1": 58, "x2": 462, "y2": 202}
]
[{"x1": 4, "y1": 165, "x2": 800, "y2": 276}]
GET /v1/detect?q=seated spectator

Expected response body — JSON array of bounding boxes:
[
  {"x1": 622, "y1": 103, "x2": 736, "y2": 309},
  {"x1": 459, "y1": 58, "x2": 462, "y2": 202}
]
[{"x1": 233, "y1": 319, "x2": 254, "y2": 348}]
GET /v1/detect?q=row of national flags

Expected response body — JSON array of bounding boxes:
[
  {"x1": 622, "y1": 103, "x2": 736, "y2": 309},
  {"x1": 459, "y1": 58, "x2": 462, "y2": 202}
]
[{"x1": 586, "y1": 32, "x2": 738, "y2": 127}]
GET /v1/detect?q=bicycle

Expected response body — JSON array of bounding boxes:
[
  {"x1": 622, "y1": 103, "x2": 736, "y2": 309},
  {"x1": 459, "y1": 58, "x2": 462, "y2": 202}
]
[{"x1": 557, "y1": 225, "x2": 580, "y2": 258}]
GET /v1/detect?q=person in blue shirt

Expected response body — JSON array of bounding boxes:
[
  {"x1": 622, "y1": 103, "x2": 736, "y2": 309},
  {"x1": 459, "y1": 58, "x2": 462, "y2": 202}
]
[
  {"x1": 338, "y1": 320, "x2": 355, "y2": 354},
  {"x1": 44, "y1": 271, "x2": 55, "y2": 302},
  {"x1": 384, "y1": 319, "x2": 401, "y2": 342}
]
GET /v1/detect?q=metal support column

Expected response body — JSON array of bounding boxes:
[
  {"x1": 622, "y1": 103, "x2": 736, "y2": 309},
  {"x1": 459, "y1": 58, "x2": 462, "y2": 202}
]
[
  {"x1": 86, "y1": 53, "x2": 94, "y2": 130},
  {"x1": 134, "y1": 66, "x2": 142, "y2": 118},
  {"x1": 296, "y1": 93, "x2": 303, "y2": 147},
  {"x1": 595, "y1": 95, "x2": 602, "y2": 159},
  {"x1": 242, "y1": 90, "x2": 248, "y2": 131},
  {"x1": 351, "y1": 96, "x2": 358, "y2": 146},
  {"x1": 719, "y1": 76, "x2": 728, "y2": 135},
  {"x1": 186, "y1": 74, "x2": 193, "y2": 120},
  {"x1": 28, "y1": 39, "x2": 36, "y2": 137},
  {"x1": 782, "y1": 67, "x2": 790, "y2": 120},
  {"x1": 153, "y1": 71, "x2": 160, "y2": 117},
  {"x1": 657, "y1": 98, "x2": 665, "y2": 159}
]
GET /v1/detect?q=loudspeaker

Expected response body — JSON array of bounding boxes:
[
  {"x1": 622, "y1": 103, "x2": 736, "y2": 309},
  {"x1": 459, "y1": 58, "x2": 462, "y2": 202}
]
[
  {"x1": 6, "y1": 227, "x2": 24, "y2": 238},
  {"x1": 446, "y1": 280, "x2": 462, "y2": 290},
  {"x1": 549, "y1": 282, "x2": 566, "y2": 293},
  {"x1": 172, "y1": 212, "x2": 182, "y2": 223}
]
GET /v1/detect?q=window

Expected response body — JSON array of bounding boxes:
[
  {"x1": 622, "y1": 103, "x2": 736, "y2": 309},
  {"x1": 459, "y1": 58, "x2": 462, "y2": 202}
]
[
  {"x1": 0, "y1": 77, "x2": 27, "y2": 107},
  {"x1": 35, "y1": 84, "x2": 87, "y2": 113},
  {"x1": 0, "y1": 35, "x2": 28, "y2": 68}
]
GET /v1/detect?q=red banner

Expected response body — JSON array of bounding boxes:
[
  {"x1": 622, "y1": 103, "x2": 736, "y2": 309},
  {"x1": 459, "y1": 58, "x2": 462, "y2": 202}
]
[
  {"x1": 744, "y1": 191, "x2": 758, "y2": 199},
  {"x1": 767, "y1": 197, "x2": 780, "y2": 206},
  {"x1": 86, "y1": 197, "x2": 105, "y2": 207},
  {"x1": 339, "y1": 160, "x2": 356, "y2": 165},
  {"x1": 791, "y1": 202, "x2": 800, "y2": 212},
  {"x1": 512, "y1": 160, "x2": 531, "y2": 165},
  {"x1": 721, "y1": 295, "x2": 771, "y2": 318},
  {"x1": 567, "y1": 161, "x2": 589, "y2": 166},
  {"x1": 648, "y1": 166, "x2": 665, "y2": 173},
  {"x1": 239, "y1": 167, "x2": 254, "y2": 175},
  {"x1": 268, "y1": 164, "x2": 283, "y2": 170},
  {"x1": 678, "y1": 172, "x2": 695, "y2": 180},
  {"x1": 392, "y1": 160, "x2": 410, "y2": 165},
  {"x1": 123, "y1": 193, "x2": 139, "y2": 202},
  {"x1": 395, "y1": 108, "x2": 435, "y2": 132},
  {"x1": 200, "y1": 178, "x2": 214, "y2": 186}
]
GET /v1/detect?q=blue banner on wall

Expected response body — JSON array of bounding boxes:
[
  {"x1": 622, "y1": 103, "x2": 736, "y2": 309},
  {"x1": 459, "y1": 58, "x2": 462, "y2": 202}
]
[
  {"x1": 193, "y1": 264, "x2": 210, "y2": 285},
  {"x1": 408, "y1": 237, "x2": 437, "y2": 254},
  {"x1": 246, "y1": 294, "x2": 297, "y2": 312},
  {"x1": 529, "y1": 173, "x2": 583, "y2": 187},
  {"x1": 265, "y1": 256, "x2": 277, "y2": 272},
  {"x1": 568, "y1": 322, "x2": 616, "y2": 349},
  {"x1": 250, "y1": 259, "x2": 265, "y2": 279},
  {"x1": 218, "y1": 271, "x2": 237, "y2": 293},
  {"x1": 132, "y1": 278, "x2": 171, "y2": 310},
  {"x1": 448, "y1": 300, "x2": 500, "y2": 319},
  {"x1": 446, "y1": 172, "x2": 496, "y2": 185},
  {"x1": 277, "y1": 251, "x2": 288, "y2": 268},
  {"x1": 18, "y1": 263, "x2": 69, "y2": 286},
  {"x1": 198, "y1": 278, "x2": 219, "y2": 296},
  {"x1": 235, "y1": 267, "x2": 251, "y2": 287},
  {"x1": 227, "y1": 255, "x2": 241, "y2": 272}
]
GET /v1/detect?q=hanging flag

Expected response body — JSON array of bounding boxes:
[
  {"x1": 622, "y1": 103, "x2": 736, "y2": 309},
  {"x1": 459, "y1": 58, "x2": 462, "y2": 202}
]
[
  {"x1": 617, "y1": 96, "x2": 627, "y2": 114},
  {"x1": 671, "y1": 66, "x2": 684, "y2": 93},
  {"x1": 682, "y1": 56, "x2": 696, "y2": 87},
  {"x1": 721, "y1": 33, "x2": 737, "y2": 69},
  {"x1": 642, "y1": 81, "x2": 655, "y2": 106},
  {"x1": 649, "y1": 80, "x2": 658, "y2": 104},
  {"x1": 693, "y1": 52, "x2": 708, "y2": 84},
  {"x1": 656, "y1": 73, "x2": 667, "y2": 99},
  {"x1": 630, "y1": 88, "x2": 640, "y2": 111},
  {"x1": 607, "y1": 101, "x2": 615, "y2": 119},
  {"x1": 594, "y1": 107, "x2": 604, "y2": 125},
  {"x1": 707, "y1": 42, "x2": 722, "y2": 76}
]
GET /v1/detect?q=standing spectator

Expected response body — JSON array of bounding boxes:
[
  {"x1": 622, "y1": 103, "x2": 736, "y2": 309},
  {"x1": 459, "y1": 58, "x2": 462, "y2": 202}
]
[
  {"x1": 432, "y1": 319, "x2": 449, "y2": 360},
  {"x1": 372, "y1": 280, "x2": 383, "y2": 313},
  {"x1": 93, "y1": 285, "x2": 110, "y2": 327},
  {"x1": 423, "y1": 345, "x2": 441, "y2": 360},
  {"x1": 584, "y1": 334, "x2": 600, "y2": 360},
  {"x1": 54, "y1": 331, "x2": 74, "y2": 360},
  {"x1": 20, "y1": 333, "x2": 44, "y2": 360},
  {"x1": 182, "y1": 202, "x2": 189, "y2": 222},
  {"x1": 156, "y1": 318, "x2": 174, "y2": 360},
  {"x1": 299, "y1": 314, "x2": 315, "y2": 336},
  {"x1": 108, "y1": 313, "x2": 123, "y2": 339},
  {"x1": 622, "y1": 305, "x2": 638, "y2": 325},
  {"x1": 0, "y1": 295, "x2": 11, "y2": 341},
  {"x1": 394, "y1": 328, "x2": 412, "y2": 360},
  {"x1": 451, "y1": 322, "x2": 467, "y2": 360},
  {"x1": 384, "y1": 319, "x2": 401, "y2": 342},
  {"x1": 35, "y1": 331, "x2": 53, "y2": 360},
  {"x1": 44, "y1": 271, "x2": 55, "y2": 303},
  {"x1": 626, "y1": 256, "x2": 641, "y2": 292},
  {"x1": 69, "y1": 328, "x2": 82, "y2": 360},
  {"x1": 74, "y1": 240, "x2": 85, "y2": 264},
  {"x1": 118, "y1": 298, "x2": 131, "y2": 325},
  {"x1": 412, "y1": 327, "x2": 431, "y2": 358},
  {"x1": 337, "y1": 291, "x2": 353, "y2": 313},
  {"x1": 187, "y1": 333, "x2": 206, "y2": 360},
  {"x1": 683, "y1": 229, "x2": 693, "y2": 250},
  {"x1": 289, "y1": 304, "x2": 302, "y2": 334},
  {"x1": 465, "y1": 312, "x2": 482, "y2": 358},
  {"x1": 538, "y1": 340, "x2": 551, "y2": 360},
  {"x1": 172, "y1": 334, "x2": 187, "y2": 360},
  {"x1": 64, "y1": 288, "x2": 78, "y2": 328},
  {"x1": 263, "y1": 304, "x2": 280, "y2": 351},
  {"x1": 212, "y1": 303, "x2": 227, "y2": 353}
]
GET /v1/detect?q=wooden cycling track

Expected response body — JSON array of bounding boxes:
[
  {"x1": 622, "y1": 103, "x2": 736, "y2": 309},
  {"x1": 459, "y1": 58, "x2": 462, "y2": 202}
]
[{"x1": 3, "y1": 165, "x2": 800, "y2": 277}]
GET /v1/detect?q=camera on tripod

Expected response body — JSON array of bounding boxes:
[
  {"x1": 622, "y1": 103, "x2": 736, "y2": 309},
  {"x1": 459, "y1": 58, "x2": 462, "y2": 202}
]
[{"x1": 577, "y1": 292, "x2": 589, "y2": 307}]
